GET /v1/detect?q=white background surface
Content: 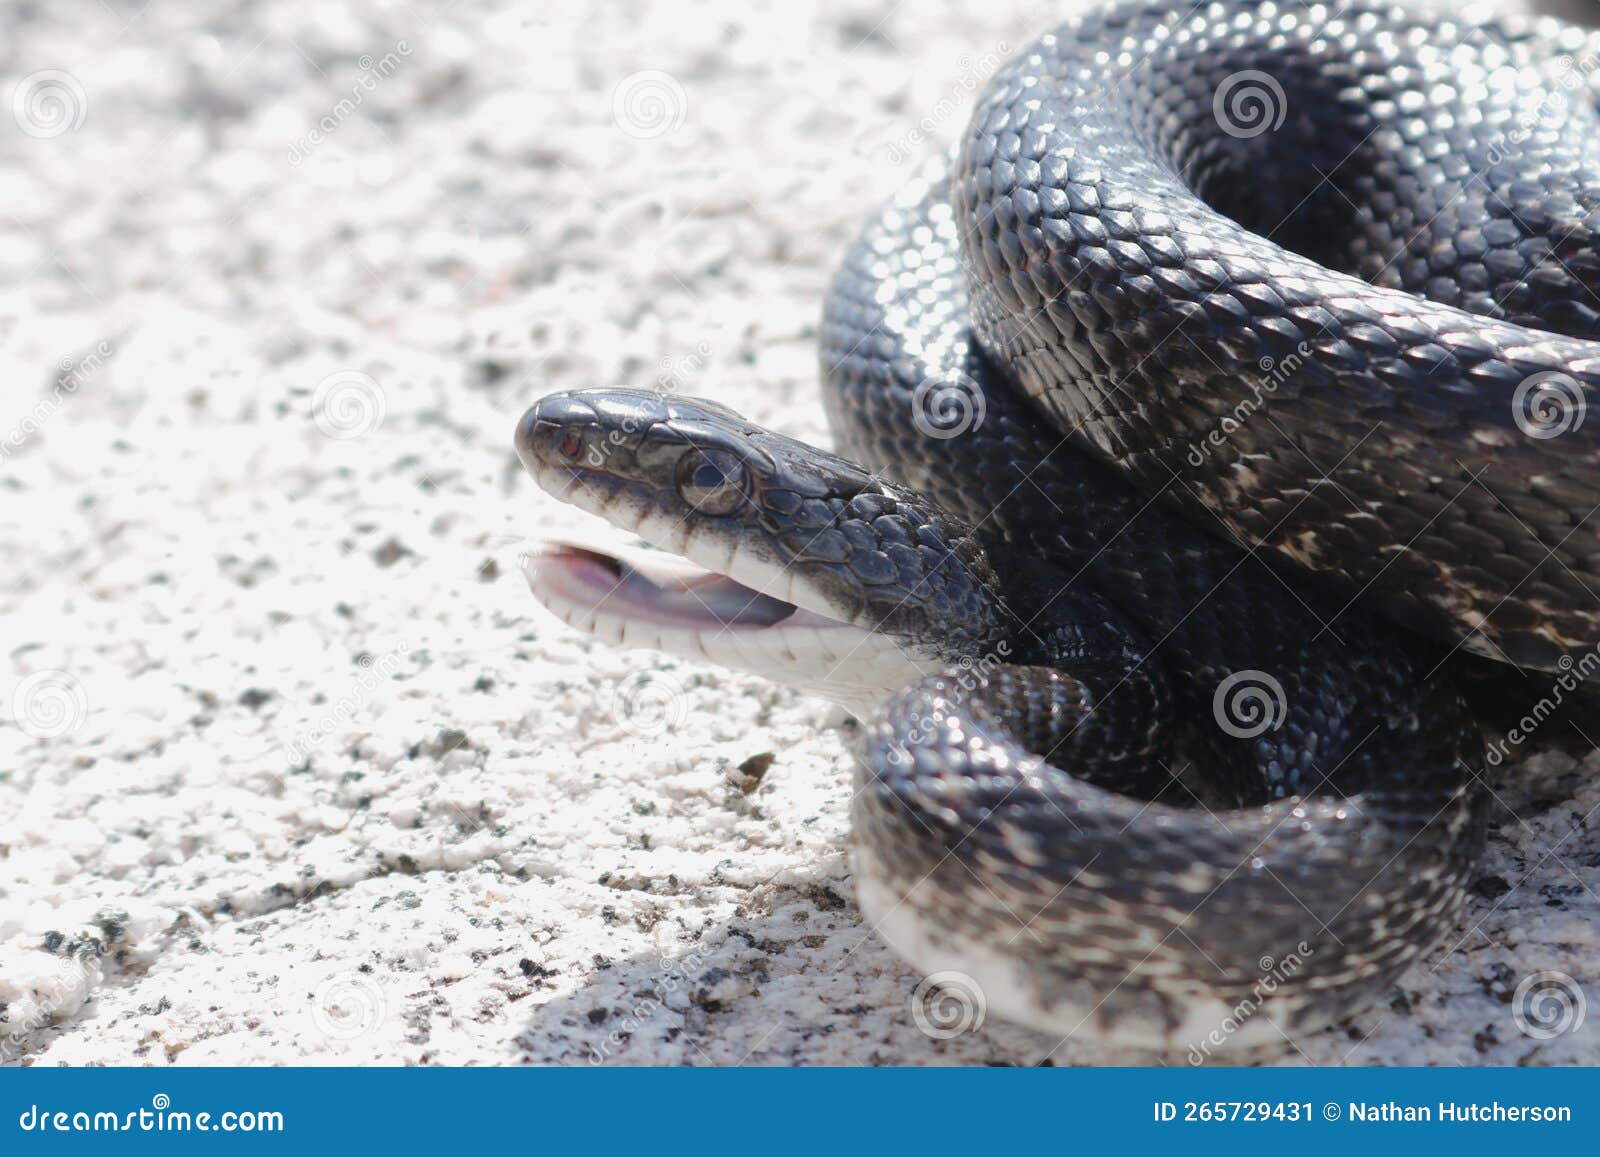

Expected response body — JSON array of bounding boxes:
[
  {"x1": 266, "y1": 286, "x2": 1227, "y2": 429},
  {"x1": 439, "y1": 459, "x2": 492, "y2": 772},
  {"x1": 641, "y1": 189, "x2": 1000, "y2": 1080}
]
[{"x1": 3, "y1": 0, "x2": 1599, "y2": 1065}]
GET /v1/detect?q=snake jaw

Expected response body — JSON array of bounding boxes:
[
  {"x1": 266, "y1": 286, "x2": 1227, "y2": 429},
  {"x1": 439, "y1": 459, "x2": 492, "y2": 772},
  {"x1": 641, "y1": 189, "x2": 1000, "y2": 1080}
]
[
  {"x1": 515, "y1": 403, "x2": 858, "y2": 628},
  {"x1": 514, "y1": 390, "x2": 970, "y2": 708},
  {"x1": 514, "y1": 390, "x2": 1011, "y2": 706},
  {"x1": 520, "y1": 540, "x2": 942, "y2": 711}
]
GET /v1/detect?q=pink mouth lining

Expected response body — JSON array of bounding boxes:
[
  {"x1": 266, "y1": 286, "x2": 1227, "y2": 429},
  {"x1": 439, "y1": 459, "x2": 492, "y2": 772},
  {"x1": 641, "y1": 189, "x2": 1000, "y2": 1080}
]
[{"x1": 524, "y1": 543, "x2": 802, "y2": 630}]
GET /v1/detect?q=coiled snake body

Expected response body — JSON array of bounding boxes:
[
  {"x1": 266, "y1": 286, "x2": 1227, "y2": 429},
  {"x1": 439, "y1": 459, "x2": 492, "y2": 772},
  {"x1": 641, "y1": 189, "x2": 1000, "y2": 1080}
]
[{"x1": 516, "y1": 1, "x2": 1600, "y2": 1049}]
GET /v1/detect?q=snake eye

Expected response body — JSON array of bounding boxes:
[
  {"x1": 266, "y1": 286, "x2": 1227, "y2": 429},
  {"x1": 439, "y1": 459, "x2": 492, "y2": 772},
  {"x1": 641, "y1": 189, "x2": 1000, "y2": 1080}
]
[{"x1": 676, "y1": 448, "x2": 749, "y2": 516}]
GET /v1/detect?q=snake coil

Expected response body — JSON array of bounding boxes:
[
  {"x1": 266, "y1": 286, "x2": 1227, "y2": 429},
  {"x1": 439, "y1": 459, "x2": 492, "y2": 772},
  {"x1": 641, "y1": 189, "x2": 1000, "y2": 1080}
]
[{"x1": 520, "y1": 0, "x2": 1600, "y2": 1050}]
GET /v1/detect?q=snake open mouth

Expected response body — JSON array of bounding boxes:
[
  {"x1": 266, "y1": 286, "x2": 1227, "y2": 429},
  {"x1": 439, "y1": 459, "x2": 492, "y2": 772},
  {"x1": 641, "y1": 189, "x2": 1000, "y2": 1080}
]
[
  {"x1": 524, "y1": 542, "x2": 830, "y2": 632},
  {"x1": 520, "y1": 536, "x2": 927, "y2": 708},
  {"x1": 513, "y1": 388, "x2": 994, "y2": 708}
]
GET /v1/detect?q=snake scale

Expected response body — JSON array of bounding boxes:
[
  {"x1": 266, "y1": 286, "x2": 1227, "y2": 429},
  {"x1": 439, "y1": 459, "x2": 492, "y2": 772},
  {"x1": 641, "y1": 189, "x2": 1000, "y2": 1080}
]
[{"x1": 514, "y1": 0, "x2": 1600, "y2": 1050}]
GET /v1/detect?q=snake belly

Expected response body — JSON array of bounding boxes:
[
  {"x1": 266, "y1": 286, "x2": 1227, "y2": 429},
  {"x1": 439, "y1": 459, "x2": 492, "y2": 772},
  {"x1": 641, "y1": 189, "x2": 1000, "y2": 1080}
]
[{"x1": 517, "y1": 0, "x2": 1600, "y2": 1051}]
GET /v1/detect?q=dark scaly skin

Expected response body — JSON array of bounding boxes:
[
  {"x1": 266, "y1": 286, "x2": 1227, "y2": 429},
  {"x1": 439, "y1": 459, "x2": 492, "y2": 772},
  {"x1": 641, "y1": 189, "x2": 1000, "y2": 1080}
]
[
  {"x1": 820, "y1": 165, "x2": 1482, "y2": 1040},
  {"x1": 953, "y1": 0, "x2": 1600, "y2": 671},
  {"x1": 519, "y1": 379, "x2": 1487, "y2": 1041},
  {"x1": 514, "y1": 1, "x2": 1600, "y2": 1042},
  {"x1": 518, "y1": 375, "x2": 1486, "y2": 1040}
]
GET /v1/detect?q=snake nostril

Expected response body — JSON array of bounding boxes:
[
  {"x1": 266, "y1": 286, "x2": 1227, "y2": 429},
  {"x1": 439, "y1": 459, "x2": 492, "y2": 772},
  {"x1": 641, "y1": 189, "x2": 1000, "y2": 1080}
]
[{"x1": 515, "y1": 394, "x2": 604, "y2": 470}]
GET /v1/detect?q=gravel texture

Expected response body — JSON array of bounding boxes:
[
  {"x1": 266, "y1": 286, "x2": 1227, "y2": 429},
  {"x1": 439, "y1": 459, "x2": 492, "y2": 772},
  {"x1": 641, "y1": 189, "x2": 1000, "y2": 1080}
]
[{"x1": 3, "y1": 0, "x2": 1599, "y2": 1067}]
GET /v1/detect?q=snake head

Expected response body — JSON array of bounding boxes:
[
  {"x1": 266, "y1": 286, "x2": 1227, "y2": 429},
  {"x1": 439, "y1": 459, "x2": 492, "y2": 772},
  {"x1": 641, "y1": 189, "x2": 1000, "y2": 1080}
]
[{"x1": 514, "y1": 388, "x2": 1009, "y2": 709}]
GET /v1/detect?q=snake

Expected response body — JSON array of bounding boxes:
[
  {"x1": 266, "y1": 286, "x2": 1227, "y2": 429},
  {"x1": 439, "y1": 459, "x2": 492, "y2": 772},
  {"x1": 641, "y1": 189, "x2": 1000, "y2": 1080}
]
[{"x1": 513, "y1": 0, "x2": 1600, "y2": 1051}]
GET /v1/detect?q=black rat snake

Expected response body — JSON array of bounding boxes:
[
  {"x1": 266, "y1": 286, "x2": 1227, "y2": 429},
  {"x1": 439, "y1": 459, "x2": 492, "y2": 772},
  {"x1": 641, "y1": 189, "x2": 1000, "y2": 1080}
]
[{"x1": 514, "y1": 0, "x2": 1600, "y2": 1050}]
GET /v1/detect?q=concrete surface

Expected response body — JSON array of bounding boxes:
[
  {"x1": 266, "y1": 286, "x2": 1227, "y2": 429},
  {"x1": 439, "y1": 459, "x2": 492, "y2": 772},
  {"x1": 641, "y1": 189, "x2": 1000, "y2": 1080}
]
[{"x1": 3, "y1": 0, "x2": 1599, "y2": 1066}]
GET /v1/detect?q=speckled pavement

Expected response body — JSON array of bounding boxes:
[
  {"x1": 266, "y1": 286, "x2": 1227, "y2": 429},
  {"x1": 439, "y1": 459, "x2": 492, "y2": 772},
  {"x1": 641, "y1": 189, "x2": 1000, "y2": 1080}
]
[{"x1": 3, "y1": 0, "x2": 1599, "y2": 1067}]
